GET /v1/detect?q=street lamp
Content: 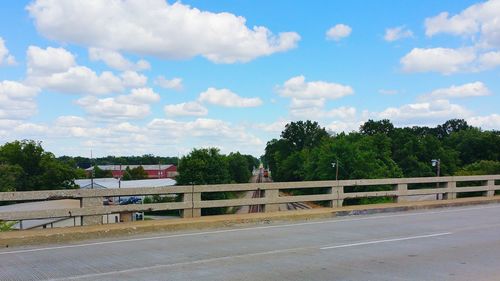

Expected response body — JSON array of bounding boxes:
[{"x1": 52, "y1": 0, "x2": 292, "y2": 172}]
[
  {"x1": 331, "y1": 159, "x2": 339, "y2": 184},
  {"x1": 431, "y1": 159, "x2": 441, "y2": 199}
]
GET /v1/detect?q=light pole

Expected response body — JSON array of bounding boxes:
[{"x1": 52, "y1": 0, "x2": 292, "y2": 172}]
[
  {"x1": 431, "y1": 159, "x2": 441, "y2": 199},
  {"x1": 331, "y1": 159, "x2": 339, "y2": 184}
]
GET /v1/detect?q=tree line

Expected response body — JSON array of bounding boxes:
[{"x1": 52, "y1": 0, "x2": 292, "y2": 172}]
[{"x1": 264, "y1": 119, "x2": 500, "y2": 182}]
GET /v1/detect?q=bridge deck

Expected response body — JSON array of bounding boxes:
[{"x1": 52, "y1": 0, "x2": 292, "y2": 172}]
[{"x1": 1, "y1": 204, "x2": 499, "y2": 280}]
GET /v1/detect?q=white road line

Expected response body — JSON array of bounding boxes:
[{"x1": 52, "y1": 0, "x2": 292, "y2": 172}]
[
  {"x1": 47, "y1": 232, "x2": 452, "y2": 281},
  {"x1": 1, "y1": 204, "x2": 498, "y2": 256},
  {"x1": 320, "y1": 232, "x2": 452, "y2": 250}
]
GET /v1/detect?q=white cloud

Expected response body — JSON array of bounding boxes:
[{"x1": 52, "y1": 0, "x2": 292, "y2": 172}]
[
  {"x1": 147, "y1": 118, "x2": 263, "y2": 147},
  {"x1": 400, "y1": 47, "x2": 476, "y2": 74},
  {"x1": 155, "y1": 76, "x2": 183, "y2": 91},
  {"x1": 378, "y1": 99, "x2": 470, "y2": 123},
  {"x1": 120, "y1": 71, "x2": 148, "y2": 88},
  {"x1": 326, "y1": 24, "x2": 352, "y2": 41},
  {"x1": 378, "y1": 89, "x2": 399, "y2": 95},
  {"x1": 164, "y1": 102, "x2": 208, "y2": 117},
  {"x1": 290, "y1": 98, "x2": 325, "y2": 109},
  {"x1": 424, "y1": 0, "x2": 500, "y2": 48},
  {"x1": 291, "y1": 106, "x2": 356, "y2": 120},
  {"x1": 76, "y1": 88, "x2": 159, "y2": 119},
  {"x1": 277, "y1": 75, "x2": 354, "y2": 100},
  {"x1": 27, "y1": 46, "x2": 75, "y2": 75},
  {"x1": 384, "y1": 26, "x2": 413, "y2": 42},
  {"x1": 54, "y1": 115, "x2": 89, "y2": 127},
  {"x1": 27, "y1": 0, "x2": 300, "y2": 63},
  {"x1": 478, "y1": 51, "x2": 500, "y2": 70},
  {"x1": 198, "y1": 87, "x2": 262, "y2": 107},
  {"x1": 26, "y1": 46, "x2": 124, "y2": 95},
  {"x1": 116, "y1": 88, "x2": 160, "y2": 104},
  {"x1": 89, "y1": 48, "x2": 150, "y2": 71},
  {"x1": 419, "y1": 82, "x2": 490, "y2": 100},
  {"x1": 0, "y1": 80, "x2": 40, "y2": 120},
  {"x1": 467, "y1": 114, "x2": 500, "y2": 130},
  {"x1": 0, "y1": 37, "x2": 16, "y2": 66}
]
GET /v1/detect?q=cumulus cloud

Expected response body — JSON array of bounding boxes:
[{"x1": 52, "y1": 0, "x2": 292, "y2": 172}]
[
  {"x1": 147, "y1": 118, "x2": 263, "y2": 147},
  {"x1": 164, "y1": 102, "x2": 208, "y2": 117},
  {"x1": 155, "y1": 76, "x2": 183, "y2": 91},
  {"x1": 277, "y1": 75, "x2": 353, "y2": 100},
  {"x1": 198, "y1": 87, "x2": 262, "y2": 107},
  {"x1": 478, "y1": 51, "x2": 500, "y2": 70},
  {"x1": 419, "y1": 82, "x2": 490, "y2": 100},
  {"x1": 26, "y1": 46, "x2": 124, "y2": 95},
  {"x1": 326, "y1": 24, "x2": 352, "y2": 41},
  {"x1": 0, "y1": 37, "x2": 16, "y2": 66},
  {"x1": 89, "y1": 48, "x2": 150, "y2": 71},
  {"x1": 400, "y1": 47, "x2": 476, "y2": 74},
  {"x1": 76, "y1": 88, "x2": 160, "y2": 119},
  {"x1": 384, "y1": 26, "x2": 413, "y2": 42},
  {"x1": 424, "y1": 0, "x2": 500, "y2": 48},
  {"x1": 0, "y1": 80, "x2": 40, "y2": 120},
  {"x1": 291, "y1": 106, "x2": 357, "y2": 120},
  {"x1": 120, "y1": 71, "x2": 148, "y2": 88},
  {"x1": 27, "y1": 0, "x2": 300, "y2": 63},
  {"x1": 378, "y1": 99, "x2": 470, "y2": 123},
  {"x1": 468, "y1": 114, "x2": 500, "y2": 130}
]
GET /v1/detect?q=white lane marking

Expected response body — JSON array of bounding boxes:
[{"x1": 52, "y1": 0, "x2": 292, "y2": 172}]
[
  {"x1": 47, "y1": 231, "x2": 452, "y2": 281},
  {"x1": 1, "y1": 204, "x2": 498, "y2": 256},
  {"x1": 320, "y1": 232, "x2": 452, "y2": 250}
]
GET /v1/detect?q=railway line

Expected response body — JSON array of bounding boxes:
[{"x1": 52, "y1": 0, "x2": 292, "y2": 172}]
[{"x1": 246, "y1": 168, "x2": 311, "y2": 213}]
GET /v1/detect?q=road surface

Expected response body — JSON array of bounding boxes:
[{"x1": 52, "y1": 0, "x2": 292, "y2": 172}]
[{"x1": 1, "y1": 204, "x2": 500, "y2": 280}]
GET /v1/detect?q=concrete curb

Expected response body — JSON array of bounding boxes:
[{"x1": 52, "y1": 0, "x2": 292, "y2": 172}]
[{"x1": 2, "y1": 196, "x2": 500, "y2": 248}]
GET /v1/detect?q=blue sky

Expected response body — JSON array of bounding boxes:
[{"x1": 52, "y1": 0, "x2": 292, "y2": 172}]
[{"x1": 0, "y1": 0, "x2": 499, "y2": 157}]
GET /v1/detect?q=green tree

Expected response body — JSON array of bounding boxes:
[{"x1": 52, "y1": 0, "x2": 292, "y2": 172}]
[
  {"x1": 226, "y1": 152, "x2": 252, "y2": 183},
  {"x1": 0, "y1": 140, "x2": 78, "y2": 191},
  {"x1": 0, "y1": 164, "x2": 23, "y2": 192},
  {"x1": 92, "y1": 165, "x2": 113, "y2": 178},
  {"x1": 281, "y1": 120, "x2": 328, "y2": 151},
  {"x1": 360, "y1": 119, "x2": 395, "y2": 136},
  {"x1": 176, "y1": 148, "x2": 230, "y2": 185},
  {"x1": 455, "y1": 160, "x2": 500, "y2": 176}
]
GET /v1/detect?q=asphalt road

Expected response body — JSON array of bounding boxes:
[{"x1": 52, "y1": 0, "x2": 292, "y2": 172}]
[{"x1": 1, "y1": 204, "x2": 500, "y2": 281}]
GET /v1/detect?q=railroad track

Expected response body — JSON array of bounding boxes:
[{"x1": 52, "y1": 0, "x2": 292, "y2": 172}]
[
  {"x1": 247, "y1": 172, "x2": 311, "y2": 213},
  {"x1": 286, "y1": 201, "x2": 310, "y2": 210}
]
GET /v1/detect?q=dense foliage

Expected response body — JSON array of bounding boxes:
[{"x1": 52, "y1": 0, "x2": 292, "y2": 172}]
[
  {"x1": 176, "y1": 148, "x2": 258, "y2": 185},
  {"x1": 0, "y1": 140, "x2": 78, "y2": 191},
  {"x1": 264, "y1": 119, "x2": 500, "y2": 182}
]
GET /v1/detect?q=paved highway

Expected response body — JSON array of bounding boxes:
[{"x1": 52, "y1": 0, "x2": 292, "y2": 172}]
[{"x1": 1, "y1": 204, "x2": 500, "y2": 280}]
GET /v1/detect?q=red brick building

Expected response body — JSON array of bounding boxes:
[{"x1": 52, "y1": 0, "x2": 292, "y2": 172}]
[{"x1": 86, "y1": 164, "x2": 178, "y2": 179}]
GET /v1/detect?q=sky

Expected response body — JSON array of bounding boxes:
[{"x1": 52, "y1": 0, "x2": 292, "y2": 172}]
[{"x1": 0, "y1": 0, "x2": 500, "y2": 157}]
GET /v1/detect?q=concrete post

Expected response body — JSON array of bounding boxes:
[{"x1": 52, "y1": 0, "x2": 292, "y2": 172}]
[
  {"x1": 330, "y1": 186, "x2": 344, "y2": 208},
  {"x1": 396, "y1": 183, "x2": 408, "y2": 203},
  {"x1": 264, "y1": 189, "x2": 280, "y2": 213},
  {"x1": 182, "y1": 190, "x2": 201, "y2": 218},
  {"x1": 486, "y1": 180, "x2": 495, "y2": 197},
  {"x1": 443, "y1": 181, "x2": 457, "y2": 200},
  {"x1": 80, "y1": 197, "x2": 103, "y2": 226}
]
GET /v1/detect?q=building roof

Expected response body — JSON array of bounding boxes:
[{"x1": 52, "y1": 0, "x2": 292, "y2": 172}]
[
  {"x1": 85, "y1": 164, "x2": 174, "y2": 171},
  {"x1": 0, "y1": 199, "x2": 80, "y2": 230},
  {"x1": 75, "y1": 178, "x2": 176, "y2": 189}
]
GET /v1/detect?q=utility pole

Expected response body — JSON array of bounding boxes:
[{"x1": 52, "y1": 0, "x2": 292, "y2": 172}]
[
  {"x1": 432, "y1": 159, "x2": 441, "y2": 199},
  {"x1": 90, "y1": 149, "x2": 94, "y2": 189},
  {"x1": 332, "y1": 159, "x2": 339, "y2": 185}
]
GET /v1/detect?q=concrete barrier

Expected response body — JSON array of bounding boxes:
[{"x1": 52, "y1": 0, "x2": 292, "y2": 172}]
[{"x1": 0, "y1": 175, "x2": 499, "y2": 227}]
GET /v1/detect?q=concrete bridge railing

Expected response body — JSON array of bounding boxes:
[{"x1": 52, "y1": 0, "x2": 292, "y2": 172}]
[{"x1": 1, "y1": 175, "x2": 499, "y2": 227}]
